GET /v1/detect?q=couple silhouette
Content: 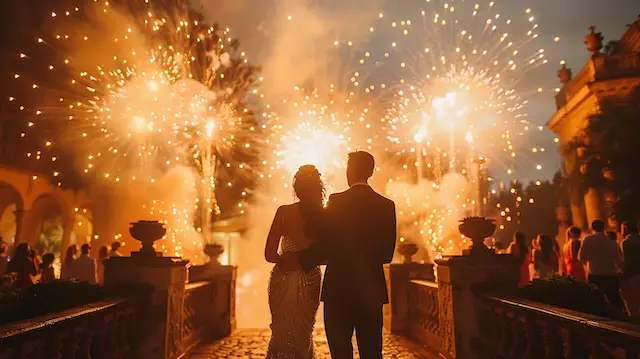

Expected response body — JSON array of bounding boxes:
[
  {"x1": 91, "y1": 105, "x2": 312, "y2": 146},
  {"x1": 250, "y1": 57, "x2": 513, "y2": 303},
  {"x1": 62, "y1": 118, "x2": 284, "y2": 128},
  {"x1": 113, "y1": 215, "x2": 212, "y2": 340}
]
[{"x1": 264, "y1": 151, "x2": 397, "y2": 359}]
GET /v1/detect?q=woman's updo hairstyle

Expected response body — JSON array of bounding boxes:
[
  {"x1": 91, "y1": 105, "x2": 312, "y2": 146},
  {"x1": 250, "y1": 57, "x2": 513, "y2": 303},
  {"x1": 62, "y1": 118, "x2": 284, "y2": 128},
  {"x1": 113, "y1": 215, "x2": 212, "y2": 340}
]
[{"x1": 293, "y1": 165, "x2": 326, "y2": 238}]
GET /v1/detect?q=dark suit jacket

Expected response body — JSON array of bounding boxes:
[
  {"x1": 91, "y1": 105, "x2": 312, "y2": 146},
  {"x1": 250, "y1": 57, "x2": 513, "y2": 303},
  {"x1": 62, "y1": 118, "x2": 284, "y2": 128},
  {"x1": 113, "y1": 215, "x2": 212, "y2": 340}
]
[{"x1": 299, "y1": 184, "x2": 396, "y2": 304}]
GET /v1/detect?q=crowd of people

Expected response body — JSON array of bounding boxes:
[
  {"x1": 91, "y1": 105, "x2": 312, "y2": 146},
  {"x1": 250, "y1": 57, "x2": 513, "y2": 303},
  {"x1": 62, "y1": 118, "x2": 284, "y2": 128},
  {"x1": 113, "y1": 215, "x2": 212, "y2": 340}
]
[
  {"x1": 505, "y1": 219, "x2": 640, "y2": 320},
  {"x1": 0, "y1": 240, "x2": 123, "y2": 289}
]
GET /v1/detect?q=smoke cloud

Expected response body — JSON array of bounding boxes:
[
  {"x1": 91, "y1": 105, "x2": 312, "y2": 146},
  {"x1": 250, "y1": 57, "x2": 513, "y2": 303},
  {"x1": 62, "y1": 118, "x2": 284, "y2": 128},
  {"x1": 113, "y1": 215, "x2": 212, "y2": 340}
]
[{"x1": 191, "y1": 0, "x2": 384, "y2": 327}]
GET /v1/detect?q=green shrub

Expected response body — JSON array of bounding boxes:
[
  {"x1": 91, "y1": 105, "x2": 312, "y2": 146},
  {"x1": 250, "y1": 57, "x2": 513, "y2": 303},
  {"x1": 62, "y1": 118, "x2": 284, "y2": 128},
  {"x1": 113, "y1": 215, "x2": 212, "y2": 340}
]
[{"x1": 516, "y1": 275, "x2": 631, "y2": 322}]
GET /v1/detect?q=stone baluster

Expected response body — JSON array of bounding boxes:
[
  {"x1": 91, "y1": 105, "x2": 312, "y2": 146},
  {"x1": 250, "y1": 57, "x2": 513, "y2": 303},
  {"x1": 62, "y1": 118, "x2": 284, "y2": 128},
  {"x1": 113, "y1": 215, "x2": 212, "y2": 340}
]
[
  {"x1": 559, "y1": 328, "x2": 587, "y2": 359},
  {"x1": 497, "y1": 310, "x2": 514, "y2": 359},
  {"x1": 539, "y1": 320, "x2": 563, "y2": 359},
  {"x1": 587, "y1": 341, "x2": 611, "y2": 359},
  {"x1": 62, "y1": 328, "x2": 82, "y2": 359},
  {"x1": 509, "y1": 315, "x2": 526, "y2": 358},
  {"x1": 523, "y1": 317, "x2": 543, "y2": 359},
  {"x1": 116, "y1": 312, "x2": 132, "y2": 357},
  {"x1": 77, "y1": 326, "x2": 94, "y2": 359},
  {"x1": 104, "y1": 315, "x2": 120, "y2": 359},
  {"x1": 48, "y1": 331, "x2": 64, "y2": 359},
  {"x1": 91, "y1": 321, "x2": 108, "y2": 359},
  {"x1": 20, "y1": 337, "x2": 46, "y2": 359}
]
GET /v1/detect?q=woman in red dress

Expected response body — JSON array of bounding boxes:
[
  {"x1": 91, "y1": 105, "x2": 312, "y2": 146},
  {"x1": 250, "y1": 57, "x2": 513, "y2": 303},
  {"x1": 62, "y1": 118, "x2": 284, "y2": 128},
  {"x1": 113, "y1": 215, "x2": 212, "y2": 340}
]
[
  {"x1": 507, "y1": 231, "x2": 531, "y2": 287},
  {"x1": 562, "y1": 226, "x2": 586, "y2": 281}
]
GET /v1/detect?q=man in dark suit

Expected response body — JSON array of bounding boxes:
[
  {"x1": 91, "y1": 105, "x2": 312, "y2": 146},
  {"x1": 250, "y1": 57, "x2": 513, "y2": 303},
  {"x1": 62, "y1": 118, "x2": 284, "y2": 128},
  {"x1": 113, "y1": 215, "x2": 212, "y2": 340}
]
[{"x1": 298, "y1": 151, "x2": 397, "y2": 359}]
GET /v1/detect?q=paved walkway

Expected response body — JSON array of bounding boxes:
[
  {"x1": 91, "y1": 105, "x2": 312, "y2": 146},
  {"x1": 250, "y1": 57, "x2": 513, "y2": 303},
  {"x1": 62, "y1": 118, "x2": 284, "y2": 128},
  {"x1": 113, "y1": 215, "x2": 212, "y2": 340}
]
[{"x1": 184, "y1": 328, "x2": 438, "y2": 359}]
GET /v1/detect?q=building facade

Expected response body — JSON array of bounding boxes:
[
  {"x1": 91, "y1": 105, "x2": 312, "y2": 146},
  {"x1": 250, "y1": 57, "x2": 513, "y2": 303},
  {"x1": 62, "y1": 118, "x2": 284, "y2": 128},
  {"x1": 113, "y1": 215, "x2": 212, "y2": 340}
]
[{"x1": 547, "y1": 19, "x2": 640, "y2": 229}]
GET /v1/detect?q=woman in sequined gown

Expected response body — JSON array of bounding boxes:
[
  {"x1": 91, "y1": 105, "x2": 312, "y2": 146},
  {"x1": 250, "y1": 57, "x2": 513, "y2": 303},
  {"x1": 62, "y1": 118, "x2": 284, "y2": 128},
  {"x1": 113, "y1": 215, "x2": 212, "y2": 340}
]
[{"x1": 264, "y1": 165, "x2": 324, "y2": 359}]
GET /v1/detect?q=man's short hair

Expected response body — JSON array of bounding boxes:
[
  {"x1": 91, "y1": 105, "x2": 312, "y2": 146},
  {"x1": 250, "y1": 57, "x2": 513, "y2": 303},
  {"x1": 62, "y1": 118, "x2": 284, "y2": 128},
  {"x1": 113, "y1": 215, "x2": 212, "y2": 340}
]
[
  {"x1": 111, "y1": 241, "x2": 122, "y2": 251},
  {"x1": 81, "y1": 243, "x2": 90, "y2": 254},
  {"x1": 348, "y1": 151, "x2": 375, "y2": 180},
  {"x1": 591, "y1": 219, "x2": 605, "y2": 232},
  {"x1": 568, "y1": 226, "x2": 582, "y2": 238}
]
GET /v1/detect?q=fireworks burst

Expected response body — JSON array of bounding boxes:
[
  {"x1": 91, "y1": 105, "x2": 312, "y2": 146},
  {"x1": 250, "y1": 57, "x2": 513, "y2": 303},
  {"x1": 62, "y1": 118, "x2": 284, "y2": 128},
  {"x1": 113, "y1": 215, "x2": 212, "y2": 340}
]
[
  {"x1": 7, "y1": 0, "x2": 261, "y2": 261},
  {"x1": 334, "y1": 0, "x2": 554, "y2": 258}
]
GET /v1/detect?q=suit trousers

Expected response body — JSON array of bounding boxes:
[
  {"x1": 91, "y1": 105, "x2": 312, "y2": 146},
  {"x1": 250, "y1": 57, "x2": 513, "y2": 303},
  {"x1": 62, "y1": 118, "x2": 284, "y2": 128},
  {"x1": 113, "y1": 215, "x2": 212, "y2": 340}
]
[{"x1": 323, "y1": 299, "x2": 383, "y2": 359}]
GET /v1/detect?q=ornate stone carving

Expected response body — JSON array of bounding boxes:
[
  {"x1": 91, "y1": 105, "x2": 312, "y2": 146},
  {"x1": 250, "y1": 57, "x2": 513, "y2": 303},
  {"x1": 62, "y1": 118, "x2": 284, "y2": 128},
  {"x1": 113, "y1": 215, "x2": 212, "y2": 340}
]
[
  {"x1": 397, "y1": 242, "x2": 419, "y2": 263},
  {"x1": 166, "y1": 282, "x2": 185, "y2": 358},
  {"x1": 585, "y1": 25, "x2": 604, "y2": 56},
  {"x1": 458, "y1": 217, "x2": 496, "y2": 255},
  {"x1": 129, "y1": 220, "x2": 166, "y2": 257},
  {"x1": 437, "y1": 281, "x2": 456, "y2": 358},
  {"x1": 558, "y1": 64, "x2": 573, "y2": 84}
]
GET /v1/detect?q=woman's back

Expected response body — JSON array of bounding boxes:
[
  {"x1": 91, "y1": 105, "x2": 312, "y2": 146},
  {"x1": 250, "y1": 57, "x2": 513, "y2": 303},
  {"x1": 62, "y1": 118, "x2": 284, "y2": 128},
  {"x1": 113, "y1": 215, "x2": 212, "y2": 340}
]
[
  {"x1": 7, "y1": 257, "x2": 37, "y2": 288},
  {"x1": 278, "y1": 203, "x2": 316, "y2": 253},
  {"x1": 563, "y1": 239, "x2": 586, "y2": 281}
]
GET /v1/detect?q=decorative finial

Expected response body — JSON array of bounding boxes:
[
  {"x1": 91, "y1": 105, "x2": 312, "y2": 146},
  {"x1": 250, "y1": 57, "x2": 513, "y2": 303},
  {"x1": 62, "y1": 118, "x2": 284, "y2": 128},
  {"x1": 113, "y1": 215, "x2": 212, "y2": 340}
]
[
  {"x1": 585, "y1": 25, "x2": 604, "y2": 56},
  {"x1": 557, "y1": 63, "x2": 572, "y2": 85}
]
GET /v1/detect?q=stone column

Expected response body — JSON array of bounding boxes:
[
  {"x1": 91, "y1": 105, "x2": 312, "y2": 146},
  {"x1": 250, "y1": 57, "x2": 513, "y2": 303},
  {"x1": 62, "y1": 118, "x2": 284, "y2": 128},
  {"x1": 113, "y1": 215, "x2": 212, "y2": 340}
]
[
  {"x1": 584, "y1": 188, "x2": 602, "y2": 227},
  {"x1": 104, "y1": 255, "x2": 189, "y2": 359},
  {"x1": 435, "y1": 254, "x2": 519, "y2": 359},
  {"x1": 385, "y1": 263, "x2": 435, "y2": 333},
  {"x1": 12, "y1": 209, "x2": 25, "y2": 244}
]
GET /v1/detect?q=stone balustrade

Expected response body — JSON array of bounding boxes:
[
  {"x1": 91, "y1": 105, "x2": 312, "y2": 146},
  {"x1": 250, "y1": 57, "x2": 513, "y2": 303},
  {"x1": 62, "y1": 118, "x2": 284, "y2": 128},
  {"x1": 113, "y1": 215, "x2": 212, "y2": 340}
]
[
  {"x1": 0, "y1": 271, "x2": 236, "y2": 359},
  {"x1": 0, "y1": 295, "x2": 149, "y2": 359},
  {"x1": 475, "y1": 295, "x2": 640, "y2": 359},
  {"x1": 406, "y1": 279, "x2": 440, "y2": 352}
]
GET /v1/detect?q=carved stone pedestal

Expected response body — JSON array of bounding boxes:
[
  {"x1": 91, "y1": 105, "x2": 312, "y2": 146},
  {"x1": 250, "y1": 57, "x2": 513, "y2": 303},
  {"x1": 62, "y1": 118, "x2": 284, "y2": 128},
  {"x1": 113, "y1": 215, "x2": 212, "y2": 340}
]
[
  {"x1": 189, "y1": 264, "x2": 237, "y2": 336},
  {"x1": 104, "y1": 255, "x2": 189, "y2": 359},
  {"x1": 435, "y1": 254, "x2": 519, "y2": 359},
  {"x1": 385, "y1": 263, "x2": 436, "y2": 333}
]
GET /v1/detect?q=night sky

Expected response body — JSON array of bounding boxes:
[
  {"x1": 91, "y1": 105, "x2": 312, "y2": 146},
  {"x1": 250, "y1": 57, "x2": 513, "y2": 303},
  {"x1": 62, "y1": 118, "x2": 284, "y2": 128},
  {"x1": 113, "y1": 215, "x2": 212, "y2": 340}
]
[{"x1": 196, "y1": 0, "x2": 640, "y2": 184}]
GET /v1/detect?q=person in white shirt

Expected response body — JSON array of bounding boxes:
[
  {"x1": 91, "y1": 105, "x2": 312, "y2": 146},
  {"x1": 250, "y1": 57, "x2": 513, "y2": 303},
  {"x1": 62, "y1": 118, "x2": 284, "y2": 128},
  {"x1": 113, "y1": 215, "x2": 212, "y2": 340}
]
[
  {"x1": 74, "y1": 243, "x2": 98, "y2": 285},
  {"x1": 109, "y1": 241, "x2": 123, "y2": 257},
  {"x1": 578, "y1": 219, "x2": 624, "y2": 309}
]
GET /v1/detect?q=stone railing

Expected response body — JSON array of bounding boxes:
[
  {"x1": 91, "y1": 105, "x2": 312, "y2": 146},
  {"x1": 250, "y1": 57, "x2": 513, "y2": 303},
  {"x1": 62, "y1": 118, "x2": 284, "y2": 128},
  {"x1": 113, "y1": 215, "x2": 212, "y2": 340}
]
[
  {"x1": 593, "y1": 53, "x2": 640, "y2": 82},
  {"x1": 476, "y1": 295, "x2": 640, "y2": 359},
  {"x1": 406, "y1": 279, "x2": 440, "y2": 352},
  {"x1": 183, "y1": 281, "x2": 217, "y2": 350},
  {"x1": 0, "y1": 295, "x2": 148, "y2": 359}
]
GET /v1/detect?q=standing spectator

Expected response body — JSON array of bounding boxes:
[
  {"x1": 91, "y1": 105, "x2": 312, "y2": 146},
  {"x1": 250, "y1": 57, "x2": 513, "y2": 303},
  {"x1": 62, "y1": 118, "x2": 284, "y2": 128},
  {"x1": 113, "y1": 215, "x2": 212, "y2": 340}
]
[
  {"x1": 74, "y1": 244, "x2": 97, "y2": 285},
  {"x1": 39, "y1": 253, "x2": 56, "y2": 282},
  {"x1": 109, "y1": 241, "x2": 123, "y2": 257},
  {"x1": 606, "y1": 231, "x2": 618, "y2": 243},
  {"x1": 579, "y1": 220, "x2": 624, "y2": 310},
  {"x1": 562, "y1": 226, "x2": 586, "y2": 281},
  {"x1": 620, "y1": 221, "x2": 640, "y2": 320},
  {"x1": 97, "y1": 245, "x2": 110, "y2": 285},
  {"x1": 61, "y1": 244, "x2": 78, "y2": 279},
  {"x1": 507, "y1": 232, "x2": 531, "y2": 287},
  {"x1": 0, "y1": 242, "x2": 8, "y2": 275},
  {"x1": 6, "y1": 243, "x2": 38, "y2": 288},
  {"x1": 29, "y1": 248, "x2": 41, "y2": 269},
  {"x1": 530, "y1": 234, "x2": 558, "y2": 280}
]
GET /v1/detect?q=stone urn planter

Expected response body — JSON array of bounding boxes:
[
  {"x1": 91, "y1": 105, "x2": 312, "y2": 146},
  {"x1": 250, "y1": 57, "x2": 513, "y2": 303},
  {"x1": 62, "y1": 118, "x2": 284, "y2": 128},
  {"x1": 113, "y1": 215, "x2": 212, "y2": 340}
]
[
  {"x1": 397, "y1": 242, "x2": 419, "y2": 264},
  {"x1": 458, "y1": 217, "x2": 496, "y2": 255},
  {"x1": 129, "y1": 220, "x2": 166, "y2": 257},
  {"x1": 203, "y1": 243, "x2": 225, "y2": 266}
]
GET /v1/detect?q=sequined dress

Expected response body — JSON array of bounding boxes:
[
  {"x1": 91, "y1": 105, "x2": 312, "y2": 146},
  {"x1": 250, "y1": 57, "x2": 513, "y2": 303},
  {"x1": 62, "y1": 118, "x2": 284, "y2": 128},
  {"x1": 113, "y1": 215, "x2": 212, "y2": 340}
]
[{"x1": 266, "y1": 204, "x2": 322, "y2": 359}]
